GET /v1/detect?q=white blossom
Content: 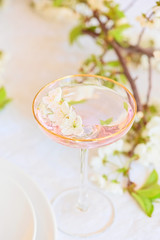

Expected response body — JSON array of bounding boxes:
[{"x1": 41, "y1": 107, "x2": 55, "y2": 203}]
[
  {"x1": 141, "y1": 55, "x2": 149, "y2": 69},
  {"x1": 90, "y1": 173, "x2": 124, "y2": 194},
  {"x1": 98, "y1": 139, "x2": 124, "y2": 157},
  {"x1": 143, "y1": 116, "x2": 160, "y2": 139},
  {"x1": 134, "y1": 111, "x2": 144, "y2": 123},
  {"x1": 48, "y1": 101, "x2": 71, "y2": 125},
  {"x1": 129, "y1": 161, "x2": 152, "y2": 190},
  {"x1": 38, "y1": 102, "x2": 52, "y2": 117},
  {"x1": 40, "y1": 87, "x2": 85, "y2": 136},
  {"x1": 90, "y1": 139, "x2": 129, "y2": 193},
  {"x1": 42, "y1": 87, "x2": 62, "y2": 109},
  {"x1": 61, "y1": 110, "x2": 84, "y2": 136},
  {"x1": 102, "y1": 155, "x2": 129, "y2": 184},
  {"x1": 88, "y1": 0, "x2": 105, "y2": 11},
  {"x1": 134, "y1": 142, "x2": 160, "y2": 171},
  {"x1": 90, "y1": 156, "x2": 103, "y2": 170},
  {"x1": 153, "y1": 50, "x2": 160, "y2": 60},
  {"x1": 105, "y1": 181, "x2": 124, "y2": 194},
  {"x1": 90, "y1": 174, "x2": 106, "y2": 188},
  {"x1": 136, "y1": 15, "x2": 153, "y2": 28}
]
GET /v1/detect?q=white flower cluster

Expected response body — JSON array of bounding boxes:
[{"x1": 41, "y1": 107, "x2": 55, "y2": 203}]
[
  {"x1": 141, "y1": 51, "x2": 160, "y2": 72},
  {"x1": 39, "y1": 87, "x2": 84, "y2": 136},
  {"x1": 129, "y1": 116, "x2": 160, "y2": 189},
  {"x1": 89, "y1": 140, "x2": 129, "y2": 194},
  {"x1": 88, "y1": 0, "x2": 105, "y2": 11},
  {"x1": 136, "y1": 7, "x2": 160, "y2": 29},
  {"x1": 124, "y1": 31, "x2": 160, "y2": 72},
  {"x1": 90, "y1": 114, "x2": 160, "y2": 193}
]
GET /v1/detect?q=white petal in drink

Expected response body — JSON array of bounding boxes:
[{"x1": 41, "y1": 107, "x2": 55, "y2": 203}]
[
  {"x1": 48, "y1": 101, "x2": 71, "y2": 125},
  {"x1": 42, "y1": 87, "x2": 62, "y2": 109},
  {"x1": 38, "y1": 102, "x2": 52, "y2": 117},
  {"x1": 61, "y1": 111, "x2": 84, "y2": 136}
]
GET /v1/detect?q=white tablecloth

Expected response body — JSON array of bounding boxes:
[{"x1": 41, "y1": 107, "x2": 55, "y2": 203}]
[{"x1": 0, "y1": 0, "x2": 160, "y2": 239}]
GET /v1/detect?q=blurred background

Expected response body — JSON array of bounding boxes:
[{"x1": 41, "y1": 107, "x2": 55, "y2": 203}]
[{"x1": 0, "y1": 1, "x2": 160, "y2": 239}]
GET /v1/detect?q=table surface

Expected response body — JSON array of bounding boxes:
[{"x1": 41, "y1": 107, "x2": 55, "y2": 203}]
[{"x1": 0, "y1": 0, "x2": 160, "y2": 240}]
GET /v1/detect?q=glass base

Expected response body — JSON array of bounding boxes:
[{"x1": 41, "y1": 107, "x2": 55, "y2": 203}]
[{"x1": 52, "y1": 187, "x2": 114, "y2": 237}]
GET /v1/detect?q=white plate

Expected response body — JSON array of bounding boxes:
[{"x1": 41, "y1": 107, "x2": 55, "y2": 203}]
[
  {"x1": 0, "y1": 175, "x2": 36, "y2": 240},
  {"x1": 0, "y1": 159, "x2": 57, "y2": 240}
]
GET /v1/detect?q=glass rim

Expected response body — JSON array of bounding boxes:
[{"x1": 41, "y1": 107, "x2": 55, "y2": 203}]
[{"x1": 32, "y1": 74, "x2": 137, "y2": 143}]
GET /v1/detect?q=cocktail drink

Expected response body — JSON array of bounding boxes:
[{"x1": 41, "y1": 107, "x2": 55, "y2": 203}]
[{"x1": 32, "y1": 74, "x2": 136, "y2": 237}]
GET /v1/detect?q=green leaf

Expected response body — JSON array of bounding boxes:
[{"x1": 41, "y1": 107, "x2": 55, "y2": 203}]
[
  {"x1": 0, "y1": 86, "x2": 6, "y2": 101},
  {"x1": 69, "y1": 24, "x2": 84, "y2": 44},
  {"x1": 102, "y1": 156, "x2": 107, "y2": 165},
  {"x1": 149, "y1": 105, "x2": 158, "y2": 114},
  {"x1": 119, "y1": 74, "x2": 127, "y2": 84},
  {"x1": 0, "y1": 87, "x2": 11, "y2": 110},
  {"x1": 85, "y1": 26, "x2": 97, "y2": 32},
  {"x1": 68, "y1": 99, "x2": 86, "y2": 106},
  {"x1": 156, "y1": 1, "x2": 160, "y2": 6},
  {"x1": 0, "y1": 0, "x2": 4, "y2": 6},
  {"x1": 123, "y1": 102, "x2": 128, "y2": 111},
  {"x1": 131, "y1": 192, "x2": 154, "y2": 217},
  {"x1": 109, "y1": 24, "x2": 130, "y2": 43},
  {"x1": 53, "y1": 0, "x2": 64, "y2": 7},
  {"x1": 106, "y1": 2, "x2": 125, "y2": 20},
  {"x1": 0, "y1": 98, "x2": 11, "y2": 109},
  {"x1": 107, "y1": 61, "x2": 120, "y2": 67},
  {"x1": 111, "y1": 179, "x2": 119, "y2": 184},
  {"x1": 137, "y1": 184, "x2": 160, "y2": 200},
  {"x1": 100, "y1": 117, "x2": 113, "y2": 126},
  {"x1": 102, "y1": 174, "x2": 108, "y2": 181},
  {"x1": 103, "y1": 80, "x2": 114, "y2": 89},
  {"x1": 142, "y1": 170, "x2": 158, "y2": 189},
  {"x1": 117, "y1": 167, "x2": 128, "y2": 175}
]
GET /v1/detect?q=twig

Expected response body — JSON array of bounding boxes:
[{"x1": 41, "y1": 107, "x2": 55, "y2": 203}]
[
  {"x1": 146, "y1": 57, "x2": 152, "y2": 105},
  {"x1": 123, "y1": 0, "x2": 138, "y2": 12},
  {"x1": 92, "y1": 11, "x2": 142, "y2": 110},
  {"x1": 93, "y1": 10, "x2": 108, "y2": 33},
  {"x1": 137, "y1": 28, "x2": 145, "y2": 46},
  {"x1": 118, "y1": 43, "x2": 154, "y2": 58},
  {"x1": 82, "y1": 29, "x2": 99, "y2": 38},
  {"x1": 111, "y1": 41, "x2": 143, "y2": 111},
  {"x1": 137, "y1": 11, "x2": 154, "y2": 46}
]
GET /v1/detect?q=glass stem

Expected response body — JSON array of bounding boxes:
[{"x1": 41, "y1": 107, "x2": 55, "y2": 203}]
[{"x1": 77, "y1": 148, "x2": 89, "y2": 212}]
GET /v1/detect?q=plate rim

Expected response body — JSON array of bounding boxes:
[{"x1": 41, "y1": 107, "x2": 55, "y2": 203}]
[{"x1": 0, "y1": 159, "x2": 57, "y2": 240}]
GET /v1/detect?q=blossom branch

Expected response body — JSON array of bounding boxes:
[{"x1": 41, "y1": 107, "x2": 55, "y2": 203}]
[
  {"x1": 136, "y1": 11, "x2": 154, "y2": 46},
  {"x1": 137, "y1": 28, "x2": 145, "y2": 46},
  {"x1": 118, "y1": 43, "x2": 154, "y2": 58},
  {"x1": 123, "y1": 0, "x2": 139, "y2": 12},
  {"x1": 111, "y1": 41, "x2": 143, "y2": 111}
]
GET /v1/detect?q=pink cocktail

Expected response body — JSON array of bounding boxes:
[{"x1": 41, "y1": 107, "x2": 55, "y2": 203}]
[{"x1": 33, "y1": 74, "x2": 136, "y2": 237}]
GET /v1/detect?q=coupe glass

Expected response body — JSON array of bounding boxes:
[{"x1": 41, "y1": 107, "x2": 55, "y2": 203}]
[{"x1": 32, "y1": 74, "x2": 136, "y2": 237}]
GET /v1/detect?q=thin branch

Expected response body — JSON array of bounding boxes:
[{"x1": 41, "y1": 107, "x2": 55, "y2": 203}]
[
  {"x1": 146, "y1": 57, "x2": 152, "y2": 105},
  {"x1": 123, "y1": 0, "x2": 139, "y2": 12},
  {"x1": 118, "y1": 43, "x2": 154, "y2": 58},
  {"x1": 82, "y1": 29, "x2": 99, "y2": 38},
  {"x1": 137, "y1": 28, "x2": 145, "y2": 46},
  {"x1": 137, "y1": 11, "x2": 154, "y2": 46},
  {"x1": 93, "y1": 10, "x2": 108, "y2": 33},
  {"x1": 111, "y1": 41, "x2": 143, "y2": 111}
]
